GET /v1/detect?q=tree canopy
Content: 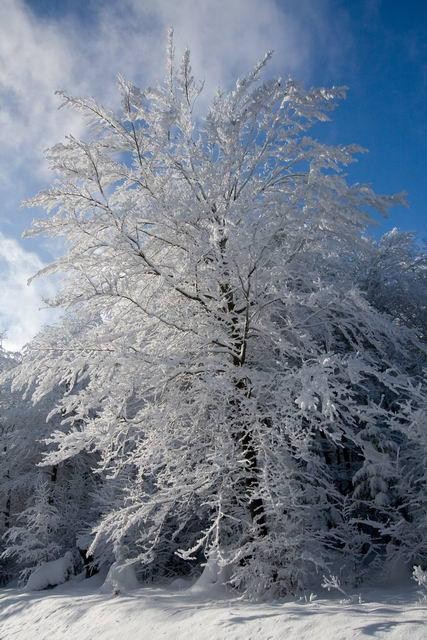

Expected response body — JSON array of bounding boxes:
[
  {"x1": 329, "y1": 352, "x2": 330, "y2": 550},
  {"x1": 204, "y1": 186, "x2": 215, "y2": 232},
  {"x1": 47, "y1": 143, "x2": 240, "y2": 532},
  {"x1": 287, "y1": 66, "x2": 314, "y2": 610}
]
[{"x1": 1, "y1": 36, "x2": 426, "y2": 596}]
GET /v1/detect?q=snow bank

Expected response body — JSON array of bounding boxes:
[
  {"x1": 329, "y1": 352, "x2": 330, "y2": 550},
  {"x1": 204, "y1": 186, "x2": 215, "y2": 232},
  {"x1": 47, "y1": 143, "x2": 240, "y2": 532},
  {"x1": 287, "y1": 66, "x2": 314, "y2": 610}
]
[
  {"x1": 100, "y1": 561, "x2": 138, "y2": 595},
  {"x1": 26, "y1": 552, "x2": 74, "y2": 591},
  {"x1": 1, "y1": 579, "x2": 426, "y2": 640},
  {"x1": 189, "y1": 550, "x2": 229, "y2": 596}
]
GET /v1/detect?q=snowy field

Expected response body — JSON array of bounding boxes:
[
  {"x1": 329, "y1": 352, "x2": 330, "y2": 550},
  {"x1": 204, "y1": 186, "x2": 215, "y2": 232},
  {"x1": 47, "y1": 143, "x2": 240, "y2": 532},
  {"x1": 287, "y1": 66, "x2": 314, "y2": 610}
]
[{"x1": 1, "y1": 575, "x2": 426, "y2": 640}]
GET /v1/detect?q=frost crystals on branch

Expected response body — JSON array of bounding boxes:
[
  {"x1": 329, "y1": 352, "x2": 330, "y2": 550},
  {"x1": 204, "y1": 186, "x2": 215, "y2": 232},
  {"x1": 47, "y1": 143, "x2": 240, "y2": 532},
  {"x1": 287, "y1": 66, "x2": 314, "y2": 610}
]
[{"x1": 6, "y1": 34, "x2": 426, "y2": 597}]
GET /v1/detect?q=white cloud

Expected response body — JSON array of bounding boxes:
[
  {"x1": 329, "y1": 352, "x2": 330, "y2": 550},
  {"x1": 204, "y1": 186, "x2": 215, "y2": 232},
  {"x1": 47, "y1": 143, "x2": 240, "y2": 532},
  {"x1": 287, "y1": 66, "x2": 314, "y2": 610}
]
[
  {"x1": 0, "y1": 0, "x2": 344, "y2": 179},
  {"x1": 83, "y1": 0, "x2": 311, "y2": 104},
  {"x1": 0, "y1": 1, "x2": 86, "y2": 182},
  {"x1": 0, "y1": 0, "x2": 349, "y2": 349},
  {"x1": 0, "y1": 232, "x2": 59, "y2": 351}
]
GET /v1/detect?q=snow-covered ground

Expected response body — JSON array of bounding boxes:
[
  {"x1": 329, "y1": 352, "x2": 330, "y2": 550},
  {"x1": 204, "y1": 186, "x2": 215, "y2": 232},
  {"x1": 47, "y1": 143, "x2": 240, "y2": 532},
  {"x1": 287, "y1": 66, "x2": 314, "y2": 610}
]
[{"x1": 1, "y1": 574, "x2": 426, "y2": 640}]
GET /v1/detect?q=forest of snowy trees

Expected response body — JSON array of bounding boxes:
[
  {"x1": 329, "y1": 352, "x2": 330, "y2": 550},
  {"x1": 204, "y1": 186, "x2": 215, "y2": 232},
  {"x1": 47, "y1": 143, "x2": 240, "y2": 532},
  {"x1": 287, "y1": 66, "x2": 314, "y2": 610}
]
[{"x1": 1, "y1": 38, "x2": 426, "y2": 597}]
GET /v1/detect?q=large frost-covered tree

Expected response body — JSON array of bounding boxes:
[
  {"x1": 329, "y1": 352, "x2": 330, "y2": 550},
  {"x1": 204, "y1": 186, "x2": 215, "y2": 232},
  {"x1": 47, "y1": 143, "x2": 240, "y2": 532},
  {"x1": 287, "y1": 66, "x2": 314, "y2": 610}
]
[{"x1": 8, "y1": 35, "x2": 426, "y2": 595}]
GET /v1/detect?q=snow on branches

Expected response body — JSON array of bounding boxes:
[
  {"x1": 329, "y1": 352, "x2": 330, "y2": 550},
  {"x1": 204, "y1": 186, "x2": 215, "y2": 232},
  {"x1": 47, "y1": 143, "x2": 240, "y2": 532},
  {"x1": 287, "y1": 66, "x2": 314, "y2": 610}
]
[{"x1": 3, "y1": 36, "x2": 426, "y2": 596}]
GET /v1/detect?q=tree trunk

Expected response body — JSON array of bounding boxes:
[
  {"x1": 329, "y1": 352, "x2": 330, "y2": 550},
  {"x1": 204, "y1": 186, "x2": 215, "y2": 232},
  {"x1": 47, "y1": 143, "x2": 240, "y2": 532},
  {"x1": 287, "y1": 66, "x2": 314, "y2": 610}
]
[
  {"x1": 218, "y1": 232, "x2": 267, "y2": 537},
  {"x1": 47, "y1": 465, "x2": 58, "y2": 505}
]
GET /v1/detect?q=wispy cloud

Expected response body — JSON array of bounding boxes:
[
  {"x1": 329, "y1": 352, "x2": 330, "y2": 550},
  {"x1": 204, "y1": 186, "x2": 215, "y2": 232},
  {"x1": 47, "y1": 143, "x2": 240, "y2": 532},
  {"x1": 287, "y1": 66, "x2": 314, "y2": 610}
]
[
  {"x1": 0, "y1": 0, "x2": 348, "y2": 349},
  {"x1": 0, "y1": 1, "x2": 85, "y2": 183},
  {"x1": 1, "y1": 0, "x2": 347, "y2": 180},
  {"x1": 0, "y1": 232, "x2": 58, "y2": 351}
]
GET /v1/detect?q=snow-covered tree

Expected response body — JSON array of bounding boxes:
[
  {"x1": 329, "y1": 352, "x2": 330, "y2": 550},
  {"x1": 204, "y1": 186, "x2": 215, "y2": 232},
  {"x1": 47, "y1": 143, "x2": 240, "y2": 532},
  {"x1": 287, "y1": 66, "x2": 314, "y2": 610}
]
[
  {"x1": 0, "y1": 345, "x2": 20, "y2": 583},
  {"x1": 0, "y1": 338, "x2": 98, "y2": 584},
  {"x1": 9, "y1": 35, "x2": 426, "y2": 595},
  {"x1": 361, "y1": 230, "x2": 426, "y2": 339}
]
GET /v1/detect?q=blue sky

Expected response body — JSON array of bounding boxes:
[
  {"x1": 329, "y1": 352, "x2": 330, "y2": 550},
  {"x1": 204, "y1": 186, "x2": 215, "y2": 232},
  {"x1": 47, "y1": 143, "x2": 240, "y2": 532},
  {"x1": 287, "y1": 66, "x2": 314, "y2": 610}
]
[{"x1": 0, "y1": 0, "x2": 425, "y2": 349}]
